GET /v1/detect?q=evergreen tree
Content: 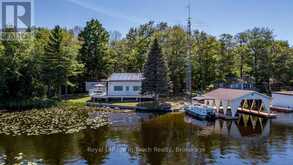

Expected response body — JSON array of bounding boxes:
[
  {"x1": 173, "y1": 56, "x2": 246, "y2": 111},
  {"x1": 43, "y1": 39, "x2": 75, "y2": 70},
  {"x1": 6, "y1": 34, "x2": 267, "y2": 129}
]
[
  {"x1": 159, "y1": 26, "x2": 187, "y2": 95},
  {"x1": 41, "y1": 26, "x2": 82, "y2": 97},
  {"x1": 78, "y1": 19, "x2": 111, "y2": 80},
  {"x1": 41, "y1": 26, "x2": 63, "y2": 97},
  {"x1": 142, "y1": 39, "x2": 169, "y2": 101}
]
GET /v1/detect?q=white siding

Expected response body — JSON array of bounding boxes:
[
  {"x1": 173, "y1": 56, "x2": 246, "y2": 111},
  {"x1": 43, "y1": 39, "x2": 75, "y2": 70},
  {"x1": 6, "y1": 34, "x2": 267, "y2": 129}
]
[
  {"x1": 108, "y1": 81, "x2": 142, "y2": 96},
  {"x1": 272, "y1": 94, "x2": 293, "y2": 108}
]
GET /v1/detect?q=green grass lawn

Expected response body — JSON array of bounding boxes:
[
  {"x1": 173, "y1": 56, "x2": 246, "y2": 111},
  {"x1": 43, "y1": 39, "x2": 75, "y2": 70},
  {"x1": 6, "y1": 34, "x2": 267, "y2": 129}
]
[
  {"x1": 111, "y1": 102, "x2": 139, "y2": 107},
  {"x1": 63, "y1": 95, "x2": 140, "y2": 108},
  {"x1": 67, "y1": 96, "x2": 91, "y2": 103},
  {"x1": 62, "y1": 96, "x2": 91, "y2": 107}
]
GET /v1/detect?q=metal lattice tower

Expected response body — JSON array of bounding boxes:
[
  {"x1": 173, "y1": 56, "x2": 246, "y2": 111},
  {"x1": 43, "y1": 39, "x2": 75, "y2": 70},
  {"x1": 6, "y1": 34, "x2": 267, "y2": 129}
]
[{"x1": 186, "y1": 3, "x2": 192, "y2": 103}]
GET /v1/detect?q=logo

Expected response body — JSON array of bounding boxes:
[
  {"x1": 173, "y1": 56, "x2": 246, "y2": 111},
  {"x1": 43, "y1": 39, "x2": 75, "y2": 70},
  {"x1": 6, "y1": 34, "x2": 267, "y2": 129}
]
[{"x1": 1, "y1": 0, "x2": 33, "y2": 40}]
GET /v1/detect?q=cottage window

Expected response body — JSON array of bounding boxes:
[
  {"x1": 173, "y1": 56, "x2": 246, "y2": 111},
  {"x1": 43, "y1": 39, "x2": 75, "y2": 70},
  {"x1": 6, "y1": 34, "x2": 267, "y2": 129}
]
[
  {"x1": 133, "y1": 86, "x2": 141, "y2": 91},
  {"x1": 114, "y1": 86, "x2": 123, "y2": 91}
]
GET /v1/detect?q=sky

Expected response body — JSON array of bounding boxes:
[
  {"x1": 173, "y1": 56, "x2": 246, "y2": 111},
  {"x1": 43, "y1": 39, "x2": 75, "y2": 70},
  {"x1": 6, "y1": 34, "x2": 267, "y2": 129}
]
[{"x1": 34, "y1": 0, "x2": 293, "y2": 44}]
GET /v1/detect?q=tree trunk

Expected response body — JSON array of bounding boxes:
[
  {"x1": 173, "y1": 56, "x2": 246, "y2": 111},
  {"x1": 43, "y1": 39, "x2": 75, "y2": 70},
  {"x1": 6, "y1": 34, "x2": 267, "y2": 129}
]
[
  {"x1": 58, "y1": 85, "x2": 62, "y2": 99},
  {"x1": 64, "y1": 84, "x2": 68, "y2": 100},
  {"x1": 155, "y1": 93, "x2": 159, "y2": 103},
  {"x1": 47, "y1": 84, "x2": 51, "y2": 98},
  {"x1": 240, "y1": 54, "x2": 243, "y2": 79}
]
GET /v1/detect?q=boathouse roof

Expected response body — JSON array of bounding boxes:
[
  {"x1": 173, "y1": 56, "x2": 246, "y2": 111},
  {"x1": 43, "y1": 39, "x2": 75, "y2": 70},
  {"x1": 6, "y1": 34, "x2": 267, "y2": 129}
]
[
  {"x1": 204, "y1": 88, "x2": 270, "y2": 101},
  {"x1": 273, "y1": 91, "x2": 293, "y2": 96},
  {"x1": 107, "y1": 73, "x2": 143, "y2": 81}
]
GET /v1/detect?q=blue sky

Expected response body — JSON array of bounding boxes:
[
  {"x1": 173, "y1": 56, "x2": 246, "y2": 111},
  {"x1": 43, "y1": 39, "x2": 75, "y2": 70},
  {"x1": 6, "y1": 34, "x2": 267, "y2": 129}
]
[{"x1": 35, "y1": 0, "x2": 293, "y2": 44}]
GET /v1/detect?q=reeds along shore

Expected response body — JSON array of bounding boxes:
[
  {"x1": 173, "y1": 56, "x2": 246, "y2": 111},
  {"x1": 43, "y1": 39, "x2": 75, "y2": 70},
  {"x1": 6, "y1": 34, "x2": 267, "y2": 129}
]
[{"x1": 0, "y1": 106, "x2": 109, "y2": 136}]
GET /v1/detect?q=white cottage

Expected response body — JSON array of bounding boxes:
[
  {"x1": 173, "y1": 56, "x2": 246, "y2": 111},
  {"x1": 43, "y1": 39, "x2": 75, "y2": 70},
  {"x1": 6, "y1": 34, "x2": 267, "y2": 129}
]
[
  {"x1": 272, "y1": 91, "x2": 293, "y2": 112},
  {"x1": 91, "y1": 73, "x2": 153, "y2": 101},
  {"x1": 107, "y1": 73, "x2": 143, "y2": 96}
]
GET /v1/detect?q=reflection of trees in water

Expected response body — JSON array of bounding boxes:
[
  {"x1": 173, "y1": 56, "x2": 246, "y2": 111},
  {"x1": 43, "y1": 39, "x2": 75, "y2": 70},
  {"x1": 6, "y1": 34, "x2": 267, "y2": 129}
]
[
  {"x1": 236, "y1": 114, "x2": 269, "y2": 137},
  {"x1": 269, "y1": 123, "x2": 293, "y2": 155},
  {"x1": 78, "y1": 127, "x2": 110, "y2": 165},
  {"x1": 190, "y1": 131, "x2": 227, "y2": 164},
  {"x1": 220, "y1": 114, "x2": 271, "y2": 164},
  {"x1": 0, "y1": 127, "x2": 110, "y2": 165},
  {"x1": 185, "y1": 114, "x2": 273, "y2": 164},
  {"x1": 130, "y1": 113, "x2": 273, "y2": 164},
  {"x1": 1, "y1": 113, "x2": 293, "y2": 164},
  {"x1": 109, "y1": 126, "x2": 141, "y2": 159},
  {"x1": 0, "y1": 136, "x2": 19, "y2": 165},
  {"x1": 32, "y1": 134, "x2": 79, "y2": 165},
  {"x1": 138, "y1": 113, "x2": 189, "y2": 165},
  {"x1": 0, "y1": 134, "x2": 80, "y2": 165}
]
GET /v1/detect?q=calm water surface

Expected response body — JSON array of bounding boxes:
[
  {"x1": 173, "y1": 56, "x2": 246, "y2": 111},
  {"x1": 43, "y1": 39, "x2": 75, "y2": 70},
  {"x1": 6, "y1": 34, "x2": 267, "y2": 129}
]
[{"x1": 1, "y1": 112, "x2": 293, "y2": 165}]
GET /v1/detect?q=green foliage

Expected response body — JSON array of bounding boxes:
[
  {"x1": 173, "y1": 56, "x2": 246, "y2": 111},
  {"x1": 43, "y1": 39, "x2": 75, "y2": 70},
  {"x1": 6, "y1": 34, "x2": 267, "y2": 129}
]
[
  {"x1": 0, "y1": 98, "x2": 58, "y2": 110},
  {"x1": 78, "y1": 19, "x2": 111, "y2": 80},
  {"x1": 142, "y1": 39, "x2": 169, "y2": 101},
  {"x1": 1, "y1": 19, "x2": 292, "y2": 110},
  {"x1": 137, "y1": 101, "x2": 171, "y2": 111},
  {"x1": 217, "y1": 34, "x2": 237, "y2": 82},
  {"x1": 41, "y1": 26, "x2": 83, "y2": 97},
  {"x1": 111, "y1": 21, "x2": 167, "y2": 72},
  {"x1": 158, "y1": 26, "x2": 188, "y2": 94},
  {"x1": 271, "y1": 41, "x2": 292, "y2": 86},
  {"x1": 0, "y1": 28, "x2": 36, "y2": 99},
  {"x1": 192, "y1": 31, "x2": 219, "y2": 91},
  {"x1": 0, "y1": 26, "x2": 83, "y2": 109}
]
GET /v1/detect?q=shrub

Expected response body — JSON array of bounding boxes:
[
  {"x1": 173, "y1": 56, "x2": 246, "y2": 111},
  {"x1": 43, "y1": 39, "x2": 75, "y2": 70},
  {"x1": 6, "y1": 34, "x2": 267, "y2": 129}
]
[
  {"x1": 0, "y1": 98, "x2": 59, "y2": 111},
  {"x1": 137, "y1": 101, "x2": 171, "y2": 111}
]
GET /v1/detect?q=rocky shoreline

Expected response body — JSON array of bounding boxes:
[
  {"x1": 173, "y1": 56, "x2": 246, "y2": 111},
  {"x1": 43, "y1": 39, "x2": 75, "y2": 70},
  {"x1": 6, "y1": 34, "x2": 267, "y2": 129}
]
[{"x1": 0, "y1": 106, "x2": 109, "y2": 136}]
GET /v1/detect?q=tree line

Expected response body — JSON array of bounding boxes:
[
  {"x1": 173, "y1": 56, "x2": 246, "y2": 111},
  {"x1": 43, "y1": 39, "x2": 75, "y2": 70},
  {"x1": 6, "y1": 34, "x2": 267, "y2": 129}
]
[{"x1": 0, "y1": 19, "x2": 292, "y2": 102}]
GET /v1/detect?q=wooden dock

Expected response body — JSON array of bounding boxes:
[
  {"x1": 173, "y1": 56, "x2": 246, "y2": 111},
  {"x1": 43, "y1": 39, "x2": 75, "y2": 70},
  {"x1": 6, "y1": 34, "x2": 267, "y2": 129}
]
[
  {"x1": 271, "y1": 106, "x2": 293, "y2": 113},
  {"x1": 214, "y1": 108, "x2": 277, "y2": 120},
  {"x1": 237, "y1": 108, "x2": 277, "y2": 119}
]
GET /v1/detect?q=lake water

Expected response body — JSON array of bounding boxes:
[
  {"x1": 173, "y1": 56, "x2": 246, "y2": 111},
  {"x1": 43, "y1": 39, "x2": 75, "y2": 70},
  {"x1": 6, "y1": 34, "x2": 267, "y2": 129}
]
[{"x1": 1, "y1": 112, "x2": 293, "y2": 165}]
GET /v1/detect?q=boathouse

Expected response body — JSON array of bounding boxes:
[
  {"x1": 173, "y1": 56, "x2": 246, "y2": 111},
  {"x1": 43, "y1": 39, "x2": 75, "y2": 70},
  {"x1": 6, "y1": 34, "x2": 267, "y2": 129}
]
[{"x1": 201, "y1": 88, "x2": 271, "y2": 118}]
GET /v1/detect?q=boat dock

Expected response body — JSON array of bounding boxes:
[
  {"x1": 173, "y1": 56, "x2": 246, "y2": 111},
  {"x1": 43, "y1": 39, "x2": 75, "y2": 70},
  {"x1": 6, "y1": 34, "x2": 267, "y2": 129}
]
[
  {"x1": 193, "y1": 88, "x2": 276, "y2": 120},
  {"x1": 271, "y1": 106, "x2": 293, "y2": 113},
  {"x1": 238, "y1": 108, "x2": 277, "y2": 118}
]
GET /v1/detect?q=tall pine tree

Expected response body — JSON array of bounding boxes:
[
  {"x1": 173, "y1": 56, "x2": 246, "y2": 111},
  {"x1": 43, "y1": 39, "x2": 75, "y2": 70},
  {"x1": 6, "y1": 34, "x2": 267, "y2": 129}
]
[
  {"x1": 41, "y1": 26, "x2": 82, "y2": 97},
  {"x1": 142, "y1": 39, "x2": 169, "y2": 101},
  {"x1": 78, "y1": 19, "x2": 111, "y2": 80}
]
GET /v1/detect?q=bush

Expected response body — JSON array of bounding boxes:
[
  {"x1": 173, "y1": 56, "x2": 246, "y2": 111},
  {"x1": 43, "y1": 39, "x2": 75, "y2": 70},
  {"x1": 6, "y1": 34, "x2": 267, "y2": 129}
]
[
  {"x1": 137, "y1": 101, "x2": 171, "y2": 111},
  {"x1": 0, "y1": 98, "x2": 59, "y2": 111}
]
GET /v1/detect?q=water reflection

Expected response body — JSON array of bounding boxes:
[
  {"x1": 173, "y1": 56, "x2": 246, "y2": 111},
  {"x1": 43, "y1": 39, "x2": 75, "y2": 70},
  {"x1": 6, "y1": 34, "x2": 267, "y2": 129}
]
[
  {"x1": 79, "y1": 127, "x2": 109, "y2": 165},
  {"x1": 0, "y1": 134, "x2": 81, "y2": 165},
  {"x1": 0, "y1": 112, "x2": 293, "y2": 164},
  {"x1": 185, "y1": 114, "x2": 271, "y2": 141}
]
